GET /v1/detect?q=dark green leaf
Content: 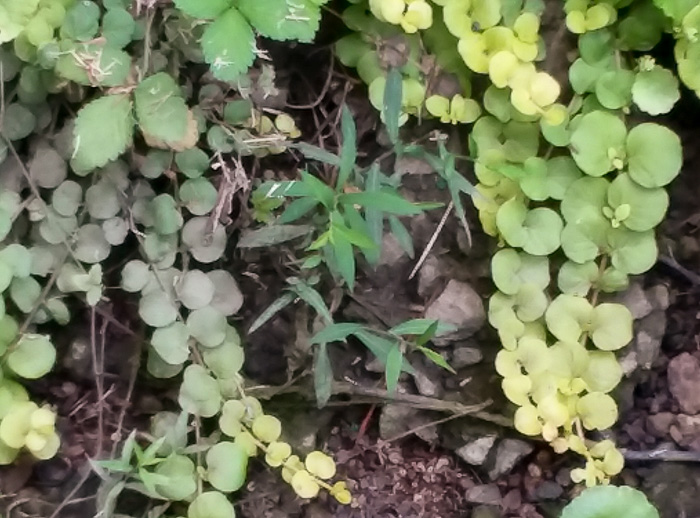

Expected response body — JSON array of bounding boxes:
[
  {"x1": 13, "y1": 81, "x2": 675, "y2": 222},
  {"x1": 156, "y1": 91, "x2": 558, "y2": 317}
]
[
  {"x1": 314, "y1": 343, "x2": 333, "y2": 408},
  {"x1": 353, "y1": 330, "x2": 414, "y2": 374},
  {"x1": 237, "y1": 224, "x2": 313, "y2": 248},
  {"x1": 385, "y1": 344, "x2": 403, "y2": 393},
  {"x1": 364, "y1": 164, "x2": 383, "y2": 265},
  {"x1": 384, "y1": 68, "x2": 402, "y2": 147},
  {"x1": 311, "y1": 323, "x2": 365, "y2": 344},
  {"x1": 417, "y1": 346, "x2": 456, "y2": 373},
  {"x1": 337, "y1": 105, "x2": 357, "y2": 190},
  {"x1": 289, "y1": 281, "x2": 332, "y2": 323},
  {"x1": 279, "y1": 197, "x2": 319, "y2": 223},
  {"x1": 293, "y1": 142, "x2": 341, "y2": 167},
  {"x1": 338, "y1": 191, "x2": 422, "y2": 215},
  {"x1": 388, "y1": 215, "x2": 414, "y2": 258},
  {"x1": 389, "y1": 318, "x2": 456, "y2": 337},
  {"x1": 248, "y1": 292, "x2": 295, "y2": 334},
  {"x1": 301, "y1": 171, "x2": 335, "y2": 208},
  {"x1": 329, "y1": 231, "x2": 356, "y2": 291}
]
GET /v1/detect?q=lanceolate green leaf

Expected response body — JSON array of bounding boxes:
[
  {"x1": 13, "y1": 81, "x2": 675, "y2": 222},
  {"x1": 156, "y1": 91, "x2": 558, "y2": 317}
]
[
  {"x1": 248, "y1": 292, "x2": 295, "y2": 334},
  {"x1": 385, "y1": 344, "x2": 403, "y2": 394},
  {"x1": 314, "y1": 342, "x2": 333, "y2": 408},
  {"x1": 288, "y1": 280, "x2": 332, "y2": 323},
  {"x1": 337, "y1": 104, "x2": 357, "y2": 190},
  {"x1": 311, "y1": 323, "x2": 365, "y2": 344},
  {"x1": 384, "y1": 68, "x2": 402, "y2": 147},
  {"x1": 338, "y1": 191, "x2": 422, "y2": 215},
  {"x1": 72, "y1": 94, "x2": 133, "y2": 173}
]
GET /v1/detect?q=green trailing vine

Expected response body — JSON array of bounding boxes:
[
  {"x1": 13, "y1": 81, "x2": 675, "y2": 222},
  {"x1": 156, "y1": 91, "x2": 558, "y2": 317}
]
[{"x1": 336, "y1": 0, "x2": 690, "y2": 486}]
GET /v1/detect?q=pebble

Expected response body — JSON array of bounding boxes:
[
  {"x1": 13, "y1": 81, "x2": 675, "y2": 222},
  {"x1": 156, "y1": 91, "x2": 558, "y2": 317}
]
[
  {"x1": 452, "y1": 346, "x2": 483, "y2": 369},
  {"x1": 455, "y1": 436, "x2": 496, "y2": 466},
  {"x1": 668, "y1": 353, "x2": 700, "y2": 414},
  {"x1": 487, "y1": 439, "x2": 534, "y2": 480},
  {"x1": 465, "y1": 484, "x2": 501, "y2": 505},
  {"x1": 425, "y1": 280, "x2": 485, "y2": 344}
]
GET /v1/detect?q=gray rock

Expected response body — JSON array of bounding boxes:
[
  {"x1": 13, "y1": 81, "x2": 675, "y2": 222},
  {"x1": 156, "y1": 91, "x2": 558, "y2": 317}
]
[
  {"x1": 378, "y1": 233, "x2": 407, "y2": 267},
  {"x1": 472, "y1": 506, "x2": 503, "y2": 518},
  {"x1": 452, "y1": 346, "x2": 483, "y2": 369},
  {"x1": 634, "y1": 311, "x2": 667, "y2": 369},
  {"x1": 647, "y1": 284, "x2": 670, "y2": 311},
  {"x1": 365, "y1": 355, "x2": 384, "y2": 373},
  {"x1": 644, "y1": 464, "x2": 700, "y2": 518},
  {"x1": 487, "y1": 439, "x2": 534, "y2": 479},
  {"x1": 534, "y1": 481, "x2": 563, "y2": 500},
  {"x1": 425, "y1": 280, "x2": 485, "y2": 344},
  {"x1": 455, "y1": 436, "x2": 496, "y2": 466},
  {"x1": 668, "y1": 353, "x2": 700, "y2": 414},
  {"x1": 379, "y1": 404, "x2": 437, "y2": 443},
  {"x1": 417, "y1": 254, "x2": 442, "y2": 298},
  {"x1": 465, "y1": 484, "x2": 501, "y2": 505},
  {"x1": 411, "y1": 365, "x2": 443, "y2": 398},
  {"x1": 646, "y1": 412, "x2": 674, "y2": 438},
  {"x1": 614, "y1": 282, "x2": 653, "y2": 320}
]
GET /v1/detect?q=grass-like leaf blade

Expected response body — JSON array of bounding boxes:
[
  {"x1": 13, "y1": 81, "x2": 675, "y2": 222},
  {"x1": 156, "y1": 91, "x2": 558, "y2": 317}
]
[
  {"x1": 384, "y1": 68, "x2": 402, "y2": 148},
  {"x1": 314, "y1": 342, "x2": 333, "y2": 408},
  {"x1": 385, "y1": 343, "x2": 403, "y2": 394},
  {"x1": 337, "y1": 104, "x2": 357, "y2": 190},
  {"x1": 248, "y1": 292, "x2": 295, "y2": 334}
]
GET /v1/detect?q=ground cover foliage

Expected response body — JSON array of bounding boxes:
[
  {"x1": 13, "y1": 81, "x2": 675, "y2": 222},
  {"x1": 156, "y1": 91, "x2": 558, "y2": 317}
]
[{"x1": 0, "y1": 0, "x2": 697, "y2": 516}]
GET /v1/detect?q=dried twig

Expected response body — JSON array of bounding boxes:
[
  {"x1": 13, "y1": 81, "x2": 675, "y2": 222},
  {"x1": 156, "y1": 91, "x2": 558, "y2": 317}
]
[
  {"x1": 409, "y1": 201, "x2": 454, "y2": 280},
  {"x1": 622, "y1": 448, "x2": 700, "y2": 463}
]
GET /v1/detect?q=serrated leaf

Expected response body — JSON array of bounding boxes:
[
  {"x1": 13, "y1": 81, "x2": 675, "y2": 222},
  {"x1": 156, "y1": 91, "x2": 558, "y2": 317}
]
[
  {"x1": 174, "y1": 0, "x2": 233, "y2": 19},
  {"x1": 236, "y1": 0, "x2": 320, "y2": 42},
  {"x1": 201, "y1": 7, "x2": 255, "y2": 81},
  {"x1": 72, "y1": 94, "x2": 133, "y2": 173},
  {"x1": 135, "y1": 73, "x2": 190, "y2": 149}
]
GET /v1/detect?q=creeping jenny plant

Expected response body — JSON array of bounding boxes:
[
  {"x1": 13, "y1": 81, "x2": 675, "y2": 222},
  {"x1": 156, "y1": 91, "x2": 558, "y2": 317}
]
[{"x1": 340, "y1": 0, "x2": 686, "y2": 486}]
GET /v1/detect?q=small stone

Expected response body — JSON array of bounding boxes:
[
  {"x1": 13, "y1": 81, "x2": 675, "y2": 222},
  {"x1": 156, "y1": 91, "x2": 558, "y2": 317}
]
[
  {"x1": 668, "y1": 353, "x2": 700, "y2": 414},
  {"x1": 646, "y1": 412, "x2": 675, "y2": 438},
  {"x1": 379, "y1": 404, "x2": 437, "y2": 443},
  {"x1": 534, "y1": 481, "x2": 563, "y2": 501},
  {"x1": 417, "y1": 255, "x2": 442, "y2": 298},
  {"x1": 378, "y1": 233, "x2": 407, "y2": 267},
  {"x1": 555, "y1": 467, "x2": 573, "y2": 487},
  {"x1": 411, "y1": 365, "x2": 443, "y2": 398},
  {"x1": 634, "y1": 311, "x2": 667, "y2": 370},
  {"x1": 365, "y1": 355, "x2": 384, "y2": 373},
  {"x1": 672, "y1": 414, "x2": 700, "y2": 451},
  {"x1": 487, "y1": 439, "x2": 534, "y2": 480},
  {"x1": 465, "y1": 484, "x2": 501, "y2": 505},
  {"x1": 452, "y1": 346, "x2": 483, "y2": 369},
  {"x1": 614, "y1": 282, "x2": 653, "y2": 320},
  {"x1": 472, "y1": 505, "x2": 504, "y2": 518},
  {"x1": 455, "y1": 436, "x2": 497, "y2": 466},
  {"x1": 647, "y1": 284, "x2": 670, "y2": 311},
  {"x1": 425, "y1": 280, "x2": 485, "y2": 344}
]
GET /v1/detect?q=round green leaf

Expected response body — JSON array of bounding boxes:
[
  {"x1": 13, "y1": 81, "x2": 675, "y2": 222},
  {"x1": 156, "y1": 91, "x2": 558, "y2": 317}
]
[
  {"x1": 178, "y1": 364, "x2": 222, "y2": 417},
  {"x1": 177, "y1": 269, "x2": 215, "y2": 310},
  {"x1": 154, "y1": 454, "x2": 197, "y2": 501},
  {"x1": 147, "y1": 348, "x2": 183, "y2": 379},
  {"x1": 632, "y1": 66, "x2": 680, "y2": 115},
  {"x1": 0, "y1": 245, "x2": 31, "y2": 278},
  {"x1": 590, "y1": 303, "x2": 633, "y2": 351},
  {"x1": 206, "y1": 442, "x2": 248, "y2": 493},
  {"x1": 62, "y1": 1, "x2": 100, "y2": 41},
  {"x1": 187, "y1": 306, "x2": 227, "y2": 348},
  {"x1": 496, "y1": 199, "x2": 563, "y2": 255},
  {"x1": 102, "y1": 8, "x2": 136, "y2": 49},
  {"x1": 582, "y1": 351, "x2": 622, "y2": 393},
  {"x1": 7, "y1": 334, "x2": 56, "y2": 379},
  {"x1": 10, "y1": 276, "x2": 41, "y2": 313},
  {"x1": 626, "y1": 123, "x2": 682, "y2": 188},
  {"x1": 607, "y1": 227, "x2": 657, "y2": 275},
  {"x1": 102, "y1": 217, "x2": 129, "y2": 245},
  {"x1": 140, "y1": 149, "x2": 172, "y2": 179},
  {"x1": 576, "y1": 392, "x2": 618, "y2": 430},
  {"x1": 558, "y1": 260, "x2": 598, "y2": 296},
  {"x1": 74, "y1": 224, "x2": 111, "y2": 264},
  {"x1": 491, "y1": 249, "x2": 550, "y2": 295},
  {"x1": 175, "y1": 148, "x2": 209, "y2": 178},
  {"x1": 86, "y1": 181, "x2": 121, "y2": 220},
  {"x1": 570, "y1": 111, "x2": 626, "y2": 177},
  {"x1": 52, "y1": 181, "x2": 83, "y2": 217},
  {"x1": 142, "y1": 232, "x2": 178, "y2": 268},
  {"x1": 139, "y1": 289, "x2": 178, "y2": 328},
  {"x1": 150, "y1": 194, "x2": 183, "y2": 235},
  {"x1": 595, "y1": 69, "x2": 634, "y2": 109},
  {"x1": 179, "y1": 178, "x2": 218, "y2": 216},
  {"x1": 121, "y1": 260, "x2": 150, "y2": 292},
  {"x1": 0, "y1": 260, "x2": 12, "y2": 293},
  {"x1": 2, "y1": 103, "x2": 36, "y2": 141},
  {"x1": 561, "y1": 219, "x2": 608, "y2": 264},
  {"x1": 188, "y1": 491, "x2": 235, "y2": 518},
  {"x1": 561, "y1": 485, "x2": 659, "y2": 518},
  {"x1": 607, "y1": 173, "x2": 668, "y2": 232},
  {"x1": 545, "y1": 294, "x2": 593, "y2": 343},
  {"x1": 182, "y1": 217, "x2": 227, "y2": 263},
  {"x1": 201, "y1": 327, "x2": 244, "y2": 379},
  {"x1": 207, "y1": 270, "x2": 244, "y2": 316},
  {"x1": 561, "y1": 177, "x2": 610, "y2": 225},
  {"x1": 545, "y1": 157, "x2": 583, "y2": 200},
  {"x1": 29, "y1": 142, "x2": 66, "y2": 189},
  {"x1": 40, "y1": 212, "x2": 78, "y2": 245},
  {"x1": 151, "y1": 322, "x2": 191, "y2": 365}
]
